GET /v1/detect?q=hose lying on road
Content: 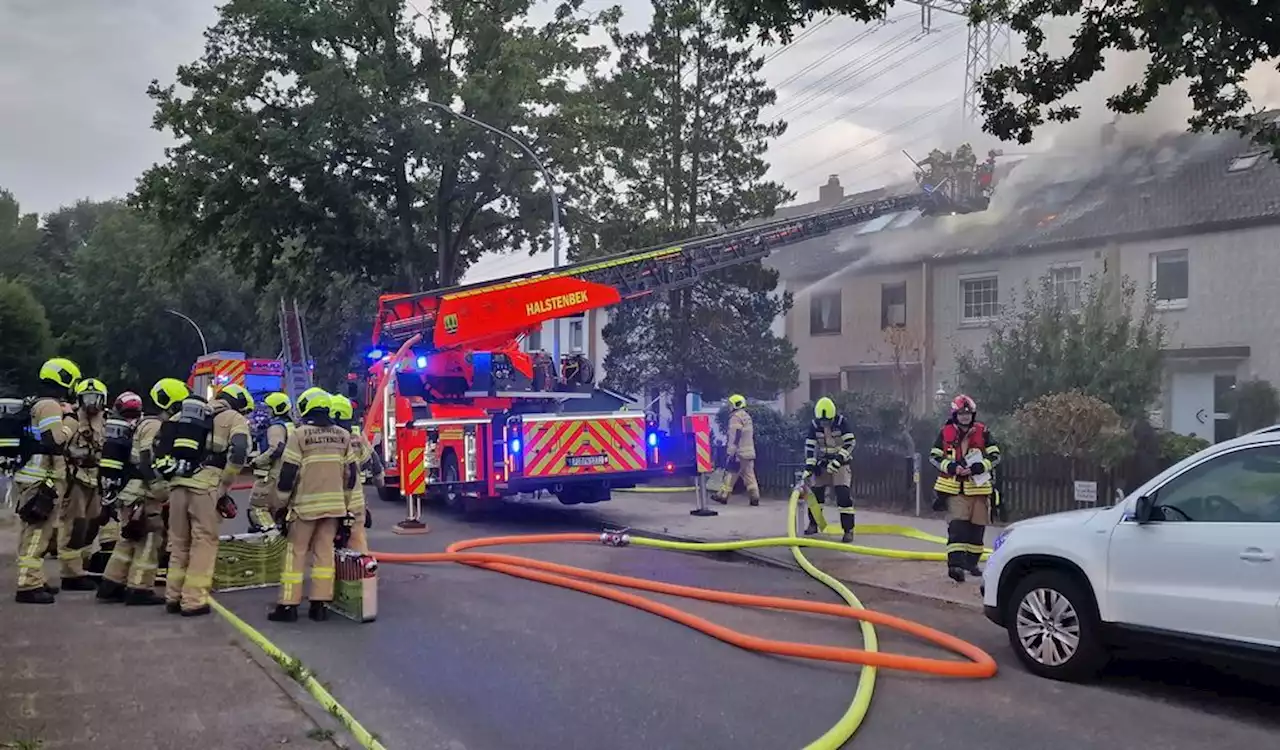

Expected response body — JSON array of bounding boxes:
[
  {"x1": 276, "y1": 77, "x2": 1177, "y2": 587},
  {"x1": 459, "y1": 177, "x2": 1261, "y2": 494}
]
[{"x1": 373, "y1": 487, "x2": 998, "y2": 748}]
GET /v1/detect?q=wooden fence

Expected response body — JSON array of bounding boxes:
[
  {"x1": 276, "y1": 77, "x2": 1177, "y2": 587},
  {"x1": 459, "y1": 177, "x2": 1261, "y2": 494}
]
[{"x1": 716, "y1": 444, "x2": 1144, "y2": 521}]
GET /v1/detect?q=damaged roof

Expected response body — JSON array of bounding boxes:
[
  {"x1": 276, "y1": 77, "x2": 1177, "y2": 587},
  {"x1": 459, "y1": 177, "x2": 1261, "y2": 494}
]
[{"x1": 766, "y1": 127, "x2": 1280, "y2": 282}]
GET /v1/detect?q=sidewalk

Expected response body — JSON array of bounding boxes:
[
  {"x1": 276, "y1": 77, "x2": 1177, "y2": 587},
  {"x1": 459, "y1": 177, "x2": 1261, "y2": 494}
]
[
  {"x1": 0, "y1": 516, "x2": 341, "y2": 750},
  {"x1": 596, "y1": 487, "x2": 997, "y2": 608}
]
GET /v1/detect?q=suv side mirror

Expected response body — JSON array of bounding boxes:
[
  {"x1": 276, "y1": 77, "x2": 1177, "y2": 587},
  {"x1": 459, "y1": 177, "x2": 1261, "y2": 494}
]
[{"x1": 1134, "y1": 495, "x2": 1156, "y2": 524}]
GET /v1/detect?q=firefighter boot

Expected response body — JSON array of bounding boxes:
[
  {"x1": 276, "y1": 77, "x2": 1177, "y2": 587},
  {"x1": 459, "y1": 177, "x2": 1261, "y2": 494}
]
[
  {"x1": 309, "y1": 601, "x2": 329, "y2": 622},
  {"x1": 14, "y1": 588, "x2": 56, "y2": 605},
  {"x1": 96, "y1": 579, "x2": 127, "y2": 603},
  {"x1": 181, "y1": 605, "x2": 212, "y2": 618},
  {"x1": 948, "y1": 566, "x2": 966, "y2": 583},
  {"x1": 125, "y1": 588, "x2": 166, "y2": 606},
  {"x1": 840, "y1": 514, "x2": 855, "y2": 545},
  {"x1": 269, "y1": 604, "x2": 299, "y2": 622},
  {"x1": 166, "y1": 601, "x2": 181, "y2": 614},
  {"x1": 61, "y1": 576, "x2": 97, "y2": 592}
]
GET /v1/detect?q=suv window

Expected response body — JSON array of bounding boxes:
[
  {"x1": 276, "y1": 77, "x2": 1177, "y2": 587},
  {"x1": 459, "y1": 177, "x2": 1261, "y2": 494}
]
[{"x1": 1151, "y1": 443, "x2": 1280, "y2": 522}]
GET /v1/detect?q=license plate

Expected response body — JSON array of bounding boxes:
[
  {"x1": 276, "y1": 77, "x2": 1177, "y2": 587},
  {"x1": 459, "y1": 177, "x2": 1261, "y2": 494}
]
[{"x1": 566, "y1": 454, "x2": 608, "y2": 467}]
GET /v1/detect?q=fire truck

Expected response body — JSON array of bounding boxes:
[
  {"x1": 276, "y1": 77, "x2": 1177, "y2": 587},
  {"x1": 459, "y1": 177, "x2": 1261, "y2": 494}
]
[
  {"x1": 362, "y1": 178, "x2": 994, "y2": 512},
  {"x1": 188, "y1": 352, "x2": 287, "y2": 401}
]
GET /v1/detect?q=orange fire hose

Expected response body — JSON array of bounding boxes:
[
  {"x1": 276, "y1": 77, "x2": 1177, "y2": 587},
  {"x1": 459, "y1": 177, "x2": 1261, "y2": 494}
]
[{"x1": 374, "y1": 533, "x2": 997, "y2": 679}]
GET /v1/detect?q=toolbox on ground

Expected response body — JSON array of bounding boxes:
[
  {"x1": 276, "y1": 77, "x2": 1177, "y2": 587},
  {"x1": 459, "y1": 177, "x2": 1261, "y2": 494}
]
[{"x1": 214, "y1": 532, "x2": 287, "y2": 591}]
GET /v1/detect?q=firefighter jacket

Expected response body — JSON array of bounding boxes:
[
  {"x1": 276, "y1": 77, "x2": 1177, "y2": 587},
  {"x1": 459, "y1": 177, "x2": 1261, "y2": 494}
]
[
  {"x1": 120, "y1": 415, "x2": 167, "y2": 502},
  {"x1": 170, "y1": 399, "x2": 252, "y2": 492},
  {"x1": 14, "y1": 397, "x2": 71, "y2": 485},
  {"x1": 726, "y1": 408, "x2": 756, "y2": 460},
  {"x1": 805, "y1": 415, "x2": 856, "y2": 486},
  {"x1": 252, "y1": 419, "x2": 294, "y2": 483},
  {"x1": 64, "y1": 409, "x2": 105, "y2": 488},
  {"x1": 276, "y1": 424, "x2": 358, "y2": 521},
  {"x1": 930, "y1": 421, "x2": 1001, "y2": 496}
]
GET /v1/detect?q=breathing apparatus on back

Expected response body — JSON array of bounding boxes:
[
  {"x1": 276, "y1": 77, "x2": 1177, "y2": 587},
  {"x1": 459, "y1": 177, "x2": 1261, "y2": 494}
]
[{"x1": 153, "y1": 395, "x2": 213, "y2": 480}]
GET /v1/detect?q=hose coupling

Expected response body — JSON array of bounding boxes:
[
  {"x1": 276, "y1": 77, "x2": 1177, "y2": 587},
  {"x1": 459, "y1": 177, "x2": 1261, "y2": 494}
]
[{"x1": 600, "y1": 528, "x2": 631, "y2": 547}]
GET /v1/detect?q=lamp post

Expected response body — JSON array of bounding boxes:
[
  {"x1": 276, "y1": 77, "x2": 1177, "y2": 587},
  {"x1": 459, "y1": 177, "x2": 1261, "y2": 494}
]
[
  {"x1": 424, "y1": 100, "x2": 564, "y2": 364},
  {"x1": 165, "y1": 308, "x2": 208, "y2": 356}
]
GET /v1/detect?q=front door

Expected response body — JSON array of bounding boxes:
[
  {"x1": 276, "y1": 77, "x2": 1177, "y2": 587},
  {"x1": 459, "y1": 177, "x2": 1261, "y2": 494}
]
[
  {"x1": 1169, "y1": 370, "x2": 1214, "y2": 440},
  {"x1": 1108, "y1": 442, "x2": 1280, "y2": 646}
]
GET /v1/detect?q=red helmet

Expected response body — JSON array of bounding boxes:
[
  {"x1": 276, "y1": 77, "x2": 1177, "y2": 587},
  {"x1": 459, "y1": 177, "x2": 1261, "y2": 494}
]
[
  {"x1": 114, "y1": 391, "x2": 143, "y2": 417},
  {"x1": 950, "y1": 394, "x2": 977, "y2": 416}
]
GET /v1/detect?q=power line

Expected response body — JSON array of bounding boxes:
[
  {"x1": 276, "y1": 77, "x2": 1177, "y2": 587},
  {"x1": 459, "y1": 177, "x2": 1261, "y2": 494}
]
[
  {"x1": 768, "y1": 15, "x2": 911, "y2": 93},
  {"x1": 761, "y1": 18, "x2": 834, "y2": 66}
]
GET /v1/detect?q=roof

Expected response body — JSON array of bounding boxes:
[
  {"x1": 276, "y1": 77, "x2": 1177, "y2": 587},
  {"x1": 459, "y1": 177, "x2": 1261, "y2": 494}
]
[{"x1": 767, "y1": 127, "x2": 1280, "y2": 282}]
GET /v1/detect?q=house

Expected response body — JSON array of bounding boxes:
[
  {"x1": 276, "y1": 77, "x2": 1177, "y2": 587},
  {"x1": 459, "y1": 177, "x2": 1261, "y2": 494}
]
[{"x1": 771, "y1": 127, "x2": 1280, "y2": 442}]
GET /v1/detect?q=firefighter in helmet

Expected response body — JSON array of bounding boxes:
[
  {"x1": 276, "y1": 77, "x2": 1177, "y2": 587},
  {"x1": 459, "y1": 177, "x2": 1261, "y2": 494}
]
[
  {"x1": 329, "y1": 394, "x2": 375, "y2": 553},
  {"x1": 803, "y1": 397, "x2": 857, "y2": 543},
  {"x1": 930, "y1": 394, "x2": 1001, "y2": 583},
  {"x1": 85, "y1": 391, "x2": 146, "y2": 579},
  {"x1": 270, "y1": 388, "x2": 359, "y2": 622},
  {"x1": 11, "y1": 358, "x2": 80, "y2": 604},
  {"x1": 97, "y1": 381, "x2": 185, "y2": 605},
  {"x1": 158, "y1": 382, "x2": 253, "y2": 616},
  {"x1": 713, "y1": 394, "x2": 760, "y2": 506},
  {"x1": 59, "y1": 377, "x2": 109, "y2": 591},
  {"x1": 248, "y1": 391, "x2": 294, "y2": 534}
]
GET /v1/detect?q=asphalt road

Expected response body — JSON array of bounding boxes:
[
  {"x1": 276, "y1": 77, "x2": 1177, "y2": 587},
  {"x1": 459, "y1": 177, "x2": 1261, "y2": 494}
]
[{"x1": 217, "y1": 493, "x2": 1280, "y2": 750}]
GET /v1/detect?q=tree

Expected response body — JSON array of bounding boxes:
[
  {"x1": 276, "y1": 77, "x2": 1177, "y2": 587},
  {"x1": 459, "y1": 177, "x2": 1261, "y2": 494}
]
[
  {"x1": 955, "y1": 272, "x2": 1165, "y2": 422},
  {"x1": 134, "y1": 0, "x2": 612, "y2": 292},
  {"x1": 591, "y1": 0, "x2": 798, "y2": 424},
  {"x1": 0, "y1": 279, "x2": 53, "y2": 394},
  {"x1": 1225, "y1": 379, "x2": 1280, "y2": 434},
  {"x1": 1008, "y1": 390, "x2": 1134, "y2": 468},
  {"x1": 716, "y1": 1, "x2": 1280, "y2": 159}
]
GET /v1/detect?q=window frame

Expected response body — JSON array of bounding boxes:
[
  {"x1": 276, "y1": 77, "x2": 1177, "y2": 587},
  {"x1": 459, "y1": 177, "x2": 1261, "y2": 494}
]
[
  {"x1": 958, "y1": 273, "x2": 1001, "y2": 325},
  {"x1": 1150, "y1": 249, "x2": 1189, "y2": 310},
  {"x1": 809, "y1": 290, "x2": 843, "y2": 336},
  {"x1": 568, "y1": 319, "x2": 585, "y2": 351},
  {"x1": 525, "y1": 327, "x2": 543, "y2": 352},
  {"x1": 880, "y1": 281, "x2": 907, "y2": 329},
  {"x1": 808, "y1": 373, "x2": 842, "y2": 401},
  {"x1": 1141, "y1": 441, "x2": 1280, "y2": 523},
  {"x1": 1047, "y1": 262, "x2": 1084, "y2": 312}
]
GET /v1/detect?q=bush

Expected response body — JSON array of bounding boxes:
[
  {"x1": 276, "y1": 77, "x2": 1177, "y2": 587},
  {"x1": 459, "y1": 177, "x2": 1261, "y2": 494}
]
[
  {"x1": 1223, "y1": 379, "x2": 1280, "y2": 433},
  {"x1": 795, "y1": 390, "x2": 913, "y2": 452},
  {"x1": 1158, "y1": 431, "x2": 1210, "y2": 465},
  {"x1": 1010, "y1": 390, "x2": 1134, "y2": 468}
]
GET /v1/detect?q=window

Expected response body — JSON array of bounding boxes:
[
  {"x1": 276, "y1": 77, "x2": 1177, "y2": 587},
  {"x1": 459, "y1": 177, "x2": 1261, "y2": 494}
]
[
  {"x1": 880, "y1": 282, "x2": 907, "y2": 328},
  {"x1": 525, "y1": 327, "x2": 543, "y2": 352},
  {"x1": 1150, "y1": 444, "x2": 1280, "y2": 522},
  {"x1": 1151, "y1": 250, "x2": 1189, "y2": 308},
  {"x1": 1228, "y1": 152, "x2": 1265, "y2": 172},
  {"x1": 809, "y1": 374, "x2": 841, "y2": 401},
  {"x1": 960, "y1": 276, "x2": 1000, "y2": 322},
  {"x1": 568, "y1": 320, "x2": 584, "y2": 351},
  {"x1": 1048, "y1": 264, "x2": 1083, "y2": 311},
  {"x1": 809, "y1": 291, "x2": 842, "y2": 335}
]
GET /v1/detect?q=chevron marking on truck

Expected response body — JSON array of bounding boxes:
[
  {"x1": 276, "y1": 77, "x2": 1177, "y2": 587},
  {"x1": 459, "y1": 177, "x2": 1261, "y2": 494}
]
[
  {"x1": 215, "y1": 359, "x2": 246, "y2": 385},
  {"x1": 404, "y1": 447, "x2": 427, "y2": 495},
  {"x1": 523, "y1": 418, "x2": 645, "y2": 477}
]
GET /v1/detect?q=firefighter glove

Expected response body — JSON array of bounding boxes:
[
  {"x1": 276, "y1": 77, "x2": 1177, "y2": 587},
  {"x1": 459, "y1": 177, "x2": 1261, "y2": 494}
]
[
  {"x1": 825, "y1": 457, "x2": 842, "y2": 472},
  {"x1": 216, "y1": 494, "x2": 238, "y2": 519},
  {"x1": 968, "y1": 461, "x2": 986, "y2": 475},
  {"x1": 335, "y1": 513, "x2": 355, "y2": 549}
]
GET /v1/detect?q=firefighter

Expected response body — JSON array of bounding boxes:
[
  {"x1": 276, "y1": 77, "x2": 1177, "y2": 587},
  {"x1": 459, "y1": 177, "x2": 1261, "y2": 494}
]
[
  {"x1": 929, "y1": 394, "x2": 1002, "y2": 583},
  {"x1": 248, "y1": 391, "x2": 293, "y2": 534},
  {"x1": 84, "y1": 391, "x2": 145, "y2": 579},
  {"x1": 269, "y1": 387, "x2": 359, "y2": 623},
  {"x1": 713, "y1": 394, "x2": 760, "y2": 506},
  {"x1": 58, "y1": 377, "x2": 109, "y2": 591},
  {"x1": 329, "y1": 393, "x2": 375, "y2": 553},
  {"x1": 803, "y1": 397, "x2": 857, "y2": 543},
  {"x1": 97, "y1": 381, "x2": 186, "y2": 605},
  {"x1": 157, "y1": 383, "x2": 253, "y2": 616},
  {"x1": 11, "y1": 358, "x2": 81, "y2": 604}
]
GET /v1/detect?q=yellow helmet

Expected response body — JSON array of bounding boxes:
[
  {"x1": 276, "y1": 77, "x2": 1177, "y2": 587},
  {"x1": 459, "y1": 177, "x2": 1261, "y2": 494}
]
[
  {"x1": 39, "y1": 357, "x2": 81, "y2": 392},
  {"x1": 728, "y1": 394, "x2": 746, "y2": 409},
  {"x1": 74, "y1": 378, "x2": 108, "y2": 410},
  {"x1": 216, "y1": 383, "x2": 255, "y2": 414},
  {"x1": 329, "y1": 394, "x2": 354, "y2": 421},
  {"x1": 150, "y1": 378, "x2": 190, "y2": 411},
  {"x1": 814, "y1": 396, "x2": 836, "y2": 421},
  {"x1": 297, "y1": 387, "x2": 331, "y2": 417},
  {"x1": 263, "y1": 392, "x2": 292, "y2": 417}
]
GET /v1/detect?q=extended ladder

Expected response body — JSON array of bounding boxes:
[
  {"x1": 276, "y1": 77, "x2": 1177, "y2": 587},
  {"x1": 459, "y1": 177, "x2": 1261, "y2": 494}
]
[{"x1": 278, "y1": 298, "x2": 313, "y2": 407}]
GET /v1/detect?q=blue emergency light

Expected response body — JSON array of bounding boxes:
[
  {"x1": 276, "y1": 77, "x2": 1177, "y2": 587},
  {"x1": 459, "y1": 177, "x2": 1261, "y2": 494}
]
[
  {"x1": 647, "y1": 432, "x2": 658, "y2": 447},
  {"x1": 510, "y1": 438, "x2": 521, "y2": 454},
  {"x1": 416, "y1": 355, "x2": 427, "y2": 369},
  {"x1": 367, "y1": 349, "x2": 384, "y2": 360}
]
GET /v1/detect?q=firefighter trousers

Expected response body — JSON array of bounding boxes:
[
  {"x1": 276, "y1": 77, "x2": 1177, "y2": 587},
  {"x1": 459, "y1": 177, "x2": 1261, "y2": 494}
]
[
  {"x1": 944, "y1": 493, "x2": 989, "y2": 570},
  {"x1": 279, "y1": 516, "x2": 339, "y2": 606},
  {"x1": 14, "y1": 482, "x2": 61, "y2": 592},
  {"x1": 103, "y1": 499, "x2": 165, "y2": 590},
  {"x1": 716, "y1": 458, "x2": 760, "y2": 503},
  {"x1": 164, "y1": 485, "x2": 221, "y2": 612},
  {"x1": 810, "y1": 484, "x2": 856, "y2": 532},
  {"x1": 57, "y1": 481, "x2": 101, "y2": 579},
  {"x1": 248, "y1": 477, "x2": 283, "y2": 531}
]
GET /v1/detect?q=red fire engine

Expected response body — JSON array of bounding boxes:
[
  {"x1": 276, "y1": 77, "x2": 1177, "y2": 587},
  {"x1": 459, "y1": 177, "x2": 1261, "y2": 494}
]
[
  {"x1": 361, "y1": 181, "x2": 993, "y2": 513},
  {"x1": 188, "y1": 352, "x2": 287, "y2": 401}
]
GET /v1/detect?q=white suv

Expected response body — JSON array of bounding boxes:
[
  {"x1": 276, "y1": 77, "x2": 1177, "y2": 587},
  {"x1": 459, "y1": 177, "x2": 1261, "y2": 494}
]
[{"x1": 981, "y1": 426, "x2": 1280, "y2": 681}]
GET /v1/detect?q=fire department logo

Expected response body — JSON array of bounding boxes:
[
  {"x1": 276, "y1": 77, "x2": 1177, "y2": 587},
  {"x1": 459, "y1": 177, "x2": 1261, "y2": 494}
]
[{"x1": 442, "y1": 313, "x2": 459, "y2": 335}]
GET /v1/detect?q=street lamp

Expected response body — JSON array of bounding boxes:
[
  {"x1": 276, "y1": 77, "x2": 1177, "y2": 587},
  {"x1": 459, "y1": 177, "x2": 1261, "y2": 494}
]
[
  {"x1": 165, "y1": 308, "x2": 208, "y2": 356},
  {"x1": 423, "y1": 100, "x2": 564, "y2": 364}
]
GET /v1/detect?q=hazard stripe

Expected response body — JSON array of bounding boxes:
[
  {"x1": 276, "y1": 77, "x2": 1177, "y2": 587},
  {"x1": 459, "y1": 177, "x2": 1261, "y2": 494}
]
[
  {"x1": 585, "y1": 420, "x2": 644, "y2": 471},
  {"x1": 524, "y1": 421, "x2": 572, "y2": 477},
  {"x1": 527, "y1": 421, "x2": 578, "y2": 477},
  {"x1": 404, "y1": 447, "x2": 427, "y2": 495}
]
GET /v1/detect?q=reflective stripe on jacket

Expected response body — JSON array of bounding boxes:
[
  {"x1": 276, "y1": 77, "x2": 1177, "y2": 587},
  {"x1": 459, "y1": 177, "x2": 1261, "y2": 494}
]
[{"x1": 930, "y1": 421, "x2": 1001, "y2": 496}]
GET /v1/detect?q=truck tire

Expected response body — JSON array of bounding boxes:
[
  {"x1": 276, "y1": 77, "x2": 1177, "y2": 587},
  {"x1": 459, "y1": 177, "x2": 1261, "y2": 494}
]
[
  {"x1": 1005, "y1": 569, "x2": 1109, "y2": 682},
  {"x1": 378, "y1": 485, "x2": 402, "y2": 503}
]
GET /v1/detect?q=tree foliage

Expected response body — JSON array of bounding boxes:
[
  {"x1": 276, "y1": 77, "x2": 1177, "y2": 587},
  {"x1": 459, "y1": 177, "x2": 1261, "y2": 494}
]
[
  {"x1": 955, "y1": 272, "x2": 1165, "y2": 422},
  {"x1": 592, "y1": 0, "x2": 797, "y2": 421},
  {"x1": 715, "y1": 0, "x2": 1280, "y2": 159},
  {"x1": 0, "y1": 279, "x2": 53, "y2": 394},
  {"x1": 1007, "y1": 390, "x2": 1134, "y2": 468},
  {"x1": 1225, "y1": 378, "x2": 1280, "y2": 434},
  {"x1": 134, "y1": 0, "x2": 612, "y2": 291}
]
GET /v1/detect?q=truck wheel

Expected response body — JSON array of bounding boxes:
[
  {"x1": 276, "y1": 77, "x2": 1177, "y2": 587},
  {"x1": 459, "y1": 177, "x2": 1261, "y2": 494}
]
[
  {"x1": 1006, "y1": 569, "x2": 1109, "y2": 682},
  {"x1": 378, "y1": 485, "x2": 402, "y2": 503},
  {"x1": 439, "y1": 452, "x2": 467, "y2": 513}
]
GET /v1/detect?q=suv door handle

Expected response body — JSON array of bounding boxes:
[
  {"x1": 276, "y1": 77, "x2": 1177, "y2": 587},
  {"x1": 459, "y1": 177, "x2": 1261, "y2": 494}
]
[{"x1": 1240, "y1": 548, "x2": 1274, "y2": 562}]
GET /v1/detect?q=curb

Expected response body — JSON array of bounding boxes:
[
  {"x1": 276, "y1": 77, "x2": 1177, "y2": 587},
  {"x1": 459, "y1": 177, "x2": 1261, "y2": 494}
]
[
  {"x1": 231, "y1": 634, "x2": 354, "y2": 749},
  {"x1": 620, "y1": 526, "x2": 984, "y2": 611}
]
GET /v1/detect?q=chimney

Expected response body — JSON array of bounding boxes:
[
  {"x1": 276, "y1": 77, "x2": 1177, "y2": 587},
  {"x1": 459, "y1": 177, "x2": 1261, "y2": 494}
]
[{"x1": 819, "y1": 174, "x2": 844, "y2": 205}]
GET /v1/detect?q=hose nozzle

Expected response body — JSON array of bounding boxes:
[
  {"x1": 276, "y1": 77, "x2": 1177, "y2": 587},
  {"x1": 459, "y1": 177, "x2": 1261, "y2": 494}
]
[{"x1": 600, "y1": 528, "x2": 631, "y2": 547}]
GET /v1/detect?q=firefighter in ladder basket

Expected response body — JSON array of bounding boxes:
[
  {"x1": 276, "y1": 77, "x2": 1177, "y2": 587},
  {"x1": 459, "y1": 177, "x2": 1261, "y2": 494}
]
[{"x1": 930, "y1": 395, "x2": 1002, "y2": 583}]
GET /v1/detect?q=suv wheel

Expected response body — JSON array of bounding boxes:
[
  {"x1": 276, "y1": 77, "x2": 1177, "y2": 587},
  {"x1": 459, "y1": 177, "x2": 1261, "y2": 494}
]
[{"x1": 1006, "y1": 570, "x2": 1109, "y2": 682}]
